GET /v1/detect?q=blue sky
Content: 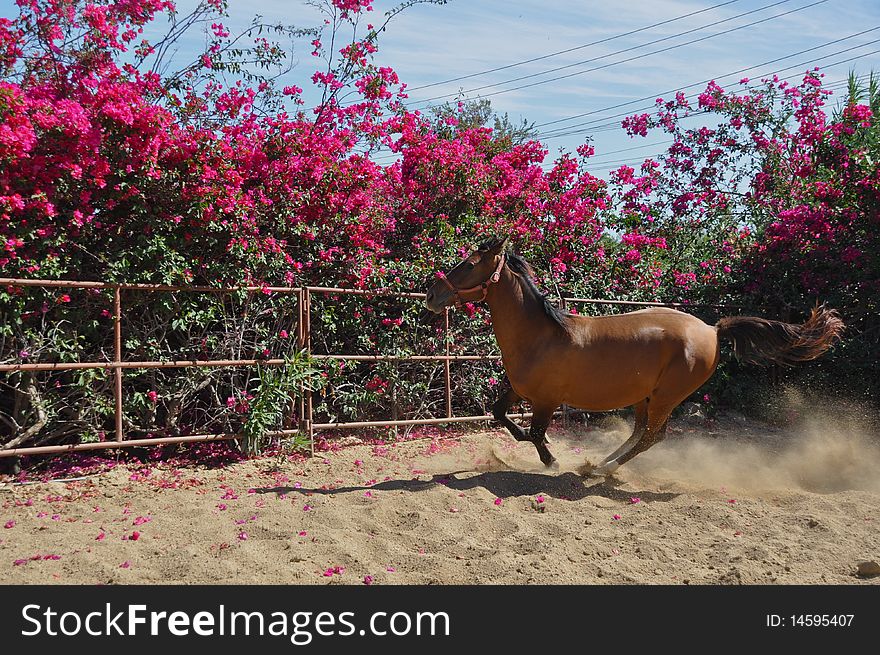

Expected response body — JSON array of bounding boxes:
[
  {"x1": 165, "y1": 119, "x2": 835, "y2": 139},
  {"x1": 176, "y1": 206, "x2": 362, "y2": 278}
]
[{"x1": 3, "y1": 0, "x2": 880, "y2": 177}]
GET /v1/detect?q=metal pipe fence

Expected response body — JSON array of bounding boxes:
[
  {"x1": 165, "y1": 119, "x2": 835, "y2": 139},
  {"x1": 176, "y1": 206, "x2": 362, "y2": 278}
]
[{"x1": 0, "y1": 277, "x2": 734, "y2": 459}]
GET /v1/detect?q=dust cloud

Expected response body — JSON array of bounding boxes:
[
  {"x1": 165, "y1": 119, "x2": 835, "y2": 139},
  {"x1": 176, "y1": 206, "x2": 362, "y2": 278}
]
[{"x1": 415, "y1": 393, "x2": 880, "y2": 494}]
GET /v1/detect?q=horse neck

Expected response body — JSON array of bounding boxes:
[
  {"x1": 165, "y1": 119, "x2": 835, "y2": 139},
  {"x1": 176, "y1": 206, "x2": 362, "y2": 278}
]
[{"x1": 484, "y1": 267, "x2": 563, "y2": 360}]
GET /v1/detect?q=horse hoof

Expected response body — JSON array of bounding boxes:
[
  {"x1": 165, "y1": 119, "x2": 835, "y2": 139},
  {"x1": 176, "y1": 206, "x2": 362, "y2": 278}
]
[{"x1": 592, "y1": 461, "x2": 619, "y2": 477}]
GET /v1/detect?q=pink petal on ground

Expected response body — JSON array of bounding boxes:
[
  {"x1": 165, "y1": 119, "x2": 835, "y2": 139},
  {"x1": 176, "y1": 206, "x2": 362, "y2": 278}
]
[
  {"x1": 238, "y1": 532, "x2": 248, "y2": 541},
  {"x1": 386, "y1": 566, "x2": 396, "y2": 572},
  {"x1": 130, "y1": 531, "x2": 140, "y2": 541},
  {"x1": 120, "y1": 561, "x2": 131, "y2": 569},
  {"x1": 613, "y1": 514, "x2": 621, "y2": 520},
  {"x1": 363, "y1": 575, "x2": 374, "y2": 585},
  {"x1": 96, "y1": 532, "x2": 106, "y2": 541},
  {"x1": 13, "y1": 559, "x2": 28, "y2": 566},
  {"x1": 727, "y1": 499, "x2": 737, "y2": 504},
  {"x1": 4, "y1": 520, "x2": 14, "y2": 529},
  {"x1": 303, "y1": 504, "x2": 312, "y2": 512},
  {"x1": 535, "y1": 495, "x2": 545, "y2": 504},
  {"x1": 298, "y1": 531, "x2": 307, "y2": 537},
  {"x1": 493, "y1": 498, "x2": 503, "y2": 506},
  {"x1": 630, "y1": 497, "x2": 641, "y2": 504}
]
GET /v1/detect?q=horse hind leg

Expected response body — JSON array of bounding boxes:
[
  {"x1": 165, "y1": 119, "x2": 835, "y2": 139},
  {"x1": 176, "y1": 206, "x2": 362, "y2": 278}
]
[
  {"x1": 593, "y1": 403, "x2": 672, "y2": 476},
  {"x1": 596, "y1": 399, "x2": 648, "y2": 468}
]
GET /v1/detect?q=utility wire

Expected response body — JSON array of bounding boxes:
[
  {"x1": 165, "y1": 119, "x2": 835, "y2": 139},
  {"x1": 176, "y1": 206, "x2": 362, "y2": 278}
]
[
  {"x1": 408, "y1": 0, "x2": 826, "y2": 107},
  {"x1": 410, "y1": 0, "x2": 801, "y2": 106},
  {"x1": 407, "y1": 0, "x2": 745, "y2": 91}
]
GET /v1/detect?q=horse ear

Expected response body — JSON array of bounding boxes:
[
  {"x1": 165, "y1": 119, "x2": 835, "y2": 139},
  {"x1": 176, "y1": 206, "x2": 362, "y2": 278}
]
[{"x1": 488, "y1": 236, "x2": 509, "y2": 254}]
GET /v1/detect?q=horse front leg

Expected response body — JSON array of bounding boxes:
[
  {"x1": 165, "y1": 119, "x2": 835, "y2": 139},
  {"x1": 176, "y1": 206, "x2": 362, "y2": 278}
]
[
  {"x1": 528, "y1": 405, "x2": 558, "y2": 469},
  {"x1": 491, "y1": 378, "x2": 529, "y2": 442}
]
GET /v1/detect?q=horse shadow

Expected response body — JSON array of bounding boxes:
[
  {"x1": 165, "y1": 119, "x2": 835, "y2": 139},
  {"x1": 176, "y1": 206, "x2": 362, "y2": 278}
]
[{"x1": 253, "y1": 469, "x2": 679, "y2": 504}]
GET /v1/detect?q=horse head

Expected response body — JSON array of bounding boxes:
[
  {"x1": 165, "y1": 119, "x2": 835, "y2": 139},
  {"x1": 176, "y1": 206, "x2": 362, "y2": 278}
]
[{"x1": 425, "y1": 236, "x2": 508, "y2": 313}]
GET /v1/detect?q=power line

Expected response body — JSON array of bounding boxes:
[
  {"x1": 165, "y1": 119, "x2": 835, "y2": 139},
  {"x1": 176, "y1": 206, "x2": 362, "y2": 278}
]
[
  {"x1": 534, "y1": 26, "x2": 880, "y2": 130},
  {"x1": 537, "y1": 40, "x2": 880, "y2": 141},
  {"x1": 366, "y1": 63, "x2": 872, "y2": 166},
  {"x1": 408, "y1": 0, "x2": 827, "y2": 107},
  {"x1": 410, "y1": 0, "x2": 800, "y2": 106},
  {"x1": 544, "y1": 76, "x2": 868, "y2": 171},
  {"x1": 407, "y1": 0, "x2": 745, "y2": 92}
]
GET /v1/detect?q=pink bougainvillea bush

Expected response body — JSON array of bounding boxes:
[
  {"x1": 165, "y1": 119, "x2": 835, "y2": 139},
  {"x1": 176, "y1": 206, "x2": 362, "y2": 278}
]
[{"x1": 1, "y1": 0, "x2": 877, "y2": 454}]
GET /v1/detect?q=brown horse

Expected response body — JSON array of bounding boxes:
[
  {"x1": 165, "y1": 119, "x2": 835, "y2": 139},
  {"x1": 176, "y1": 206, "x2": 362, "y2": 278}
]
[{"x1": 424, "y1": 237, "x2": 844, "y2": 475}]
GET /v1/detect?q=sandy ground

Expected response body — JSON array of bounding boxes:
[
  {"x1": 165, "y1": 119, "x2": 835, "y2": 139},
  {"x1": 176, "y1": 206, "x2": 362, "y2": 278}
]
[{"x1": 2, "y1": 408, "x2": 879, "y2": 585}]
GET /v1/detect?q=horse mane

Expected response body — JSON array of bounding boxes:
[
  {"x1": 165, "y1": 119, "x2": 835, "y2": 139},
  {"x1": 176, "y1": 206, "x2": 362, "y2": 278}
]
[{"x1": 478, "y1": 241, "x2": 567, "y2": 329}]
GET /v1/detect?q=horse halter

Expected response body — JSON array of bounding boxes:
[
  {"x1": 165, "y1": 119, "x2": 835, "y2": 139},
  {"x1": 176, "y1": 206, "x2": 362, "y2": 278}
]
[{"x1": 436, "y1": 253, "x2": 506, "y2": 308}]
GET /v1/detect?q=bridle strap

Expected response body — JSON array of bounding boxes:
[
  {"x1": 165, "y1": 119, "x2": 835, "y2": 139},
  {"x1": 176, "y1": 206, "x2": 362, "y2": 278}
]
[{"x1": 437, "y1": 253, "x2": 506, "y2": 308}]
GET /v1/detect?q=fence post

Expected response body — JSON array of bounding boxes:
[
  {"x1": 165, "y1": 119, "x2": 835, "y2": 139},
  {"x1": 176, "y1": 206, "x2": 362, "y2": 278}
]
[
  {"x1": 444, "y1": 307, "x2": 452, "y2": 419},
  {"x1": 113, "y1": 285, "x2": 124, "y2": 442},
  {"x1": 304, "y1": 288, "x2": 314, "y2": 456}
]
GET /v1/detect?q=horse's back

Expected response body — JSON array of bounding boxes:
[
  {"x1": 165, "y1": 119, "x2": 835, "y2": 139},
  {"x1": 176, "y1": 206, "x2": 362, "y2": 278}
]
[{"x1": 537, "y1": 307, "x2": 720, "y2": 410}]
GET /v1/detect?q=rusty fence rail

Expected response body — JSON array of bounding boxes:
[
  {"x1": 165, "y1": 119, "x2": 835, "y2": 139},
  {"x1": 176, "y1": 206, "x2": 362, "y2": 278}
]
[{"x1": 0, "y1": 277, "x2": 734, "y2": 459}]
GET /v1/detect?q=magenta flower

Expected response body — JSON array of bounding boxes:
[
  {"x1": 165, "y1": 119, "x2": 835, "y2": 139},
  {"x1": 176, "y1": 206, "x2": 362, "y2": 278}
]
[
  {"x1": 3, "y1": 520, "x2": 14, "y2": 529},
  {"x1": 363, "y1": 575, "x2": 374, "y2": 585},
  {"x1": 303, "y1": 504, "x2": 313, "y2": 512},
  {"x1": 493, "y1": 498, "x2": 503, "y2": 506},
  {"x1": 238, "y1": 532, "x2": 248, "y2": 541},
  {"x1": 630, "y1": 497, "x2": 641, "y2": 504},
  {"x1": 120, "y1": 561, "x2": 131, "y2": 569},
  {"x1": 613, "y1": 514, "x2": 621, "y2": 520}
]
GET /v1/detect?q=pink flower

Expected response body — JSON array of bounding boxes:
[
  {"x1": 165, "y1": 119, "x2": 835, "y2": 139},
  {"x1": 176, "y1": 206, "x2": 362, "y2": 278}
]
[
  {"x1": 3, "y1": 520, "x2": 14, "y2": 529},
  {"x1": 630, "y1": 497, "x2": 641, "y2": 504},
  {"x1": 535, "y1": 495, "x2": 545, "y2": 504},
  {"x1": 133, "y1": 516, "x2": 151, "y2": 525},
  {"x1": 613, "y1": 514, "x2": 621, "y2": 520},
  {"x1": 298, "y1": 531, "x2": 307, "y2": 537},
  {"x1": 727, "y1": 499, "x2": 737, "y2": 504},
  {"x1": 238, "y1": 531, "x2": 248, "y2": 541},
  {"x1": 303, "y1": 504, "x2": 312, "y2": 511},
  {"x1": 96, "y1": 532, "x2": 106, "y2": 541},
  {"x1": 146, "y1": 391, "x2": 158, "y2": 403},
  {"x1": 493, "y1": 498, "x2": 503, "y2": 506},
  {"x1": 386, "y1": 566, "x2": 396, "y2": 572},
  {"x1": 120, "y1": 561, "x2": 131, "y2": 569},
  {"x1": 363, "y1": 575, "x2": 374, "y2": 585}
]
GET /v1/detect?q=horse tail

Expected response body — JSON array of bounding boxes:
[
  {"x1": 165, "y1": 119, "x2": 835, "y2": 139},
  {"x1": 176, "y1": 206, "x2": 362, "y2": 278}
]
[{"x1": 715, "y1": 305, "x2": 844, "y2": 366}]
